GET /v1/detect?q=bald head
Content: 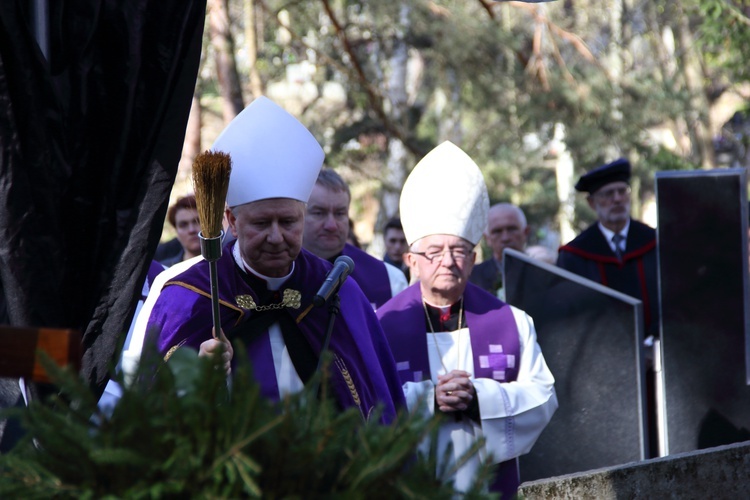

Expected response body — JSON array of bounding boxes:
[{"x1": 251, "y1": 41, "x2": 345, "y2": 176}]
[{"x1": 484, "y1": 203, "x2": 529, "y2": 261}]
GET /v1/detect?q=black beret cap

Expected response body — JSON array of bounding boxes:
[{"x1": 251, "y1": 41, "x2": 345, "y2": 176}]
[{"x1": 575, "y1": 158, "x2": 631, "y2": 194}]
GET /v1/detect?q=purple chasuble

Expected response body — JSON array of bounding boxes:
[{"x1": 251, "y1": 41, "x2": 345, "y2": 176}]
[
  {"x1": 146, "y1": 245, "x2": 405, "y2": 423},
  {"x1": 341, "y1": 243, "x2": 392, "y2": 309},
  {"x1": 376, "y1": 282, "x2": 522, "y2": 495}
]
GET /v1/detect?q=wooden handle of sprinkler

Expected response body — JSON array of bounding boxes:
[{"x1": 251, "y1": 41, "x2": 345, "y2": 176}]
[
  {"x1": 208, "y1": 260, "x2": 222, "y2": 340},
  {"x1": 200, "y1": 231, "x2": 224, "y2": 340}
]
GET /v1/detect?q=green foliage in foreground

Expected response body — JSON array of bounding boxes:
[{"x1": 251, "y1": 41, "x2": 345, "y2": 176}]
[{"x1": 0, "y1": 348, "x2": 497, "y2": 499}]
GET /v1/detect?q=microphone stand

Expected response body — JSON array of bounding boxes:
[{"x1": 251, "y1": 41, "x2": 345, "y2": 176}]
[{"x1": 312, "y1": 293, "x2": 341, "y2": 398}]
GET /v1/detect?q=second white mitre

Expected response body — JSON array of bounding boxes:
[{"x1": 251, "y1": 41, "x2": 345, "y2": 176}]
[{"x1": 399, "y1": 141, "x2": 489, "y2": 246}]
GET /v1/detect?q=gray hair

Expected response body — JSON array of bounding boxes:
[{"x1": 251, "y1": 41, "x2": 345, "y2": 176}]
[{"x1": 488, "y1": 202, "x2": 527, "y2": 229}]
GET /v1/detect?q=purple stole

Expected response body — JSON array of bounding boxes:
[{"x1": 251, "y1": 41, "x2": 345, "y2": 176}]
[
  {"x1": 376, "y1": 282, "x2": 522, "y2": 495},
  {"x1": 376, "y1": 283, "x2": 520, "y2": 385},
  {"x1": 148, "y1": 246, "x2": 405, "y2": 424},
  {"x1": 341, "y1": 243, "x2": 392, "y2": 309}
]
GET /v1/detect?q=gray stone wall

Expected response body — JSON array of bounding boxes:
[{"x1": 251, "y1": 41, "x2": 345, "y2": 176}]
[{"x1": 519, "y1": 440, "x2": 750, "y2": 499}]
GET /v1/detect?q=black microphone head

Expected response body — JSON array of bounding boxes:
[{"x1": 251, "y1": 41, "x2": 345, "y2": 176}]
[
  {"x1": 313, "y1": 255, "x2": 356, "y2": 308},
  {"x1": 333, "y1": 255, "x2": 355, "y2": 274}
]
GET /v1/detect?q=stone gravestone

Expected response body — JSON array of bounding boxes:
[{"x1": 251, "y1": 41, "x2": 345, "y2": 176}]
[
  {"x1": 655, "y1": 168, "x2": 750, "y2": 455},
  {"x1": 503, "y1": 249, "x2": 648, "y2": 482}
]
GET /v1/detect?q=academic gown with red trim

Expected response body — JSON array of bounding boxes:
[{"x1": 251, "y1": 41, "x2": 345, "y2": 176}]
[{"x1": 557, "y1": 219, "x2": 659, "y2": 336}]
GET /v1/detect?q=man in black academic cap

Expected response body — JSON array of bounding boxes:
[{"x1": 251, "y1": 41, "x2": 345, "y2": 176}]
[{"x1": 557, "y1": 158, "x2": 659, "y2": 338}]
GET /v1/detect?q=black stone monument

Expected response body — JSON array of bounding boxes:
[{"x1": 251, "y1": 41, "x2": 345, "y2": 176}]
[
  {"x1": 504, "y1": 249, "x2": 648, "y2": 482},
  {"x1": 655, "y1": 168, "x2": 750, "y2": 455}
]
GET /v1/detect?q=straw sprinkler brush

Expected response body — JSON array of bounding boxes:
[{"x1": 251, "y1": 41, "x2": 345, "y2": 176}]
[{"x1": 192, "y1": 151, "x2": 232, "y2": 340}]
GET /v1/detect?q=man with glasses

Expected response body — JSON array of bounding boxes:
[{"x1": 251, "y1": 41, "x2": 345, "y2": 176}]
[
  {"x1": 303, "y1": 168, "x2": 408, "y2": 309},
  {"x1": 557, "y1": 158, "x2": 659, "y2": 337},
  {"x1": 377, "y1": 141, "x2": 557, "y2": 497},
  {"x1": 558, "y1": 158, "x2": 660, "y2": 458}
]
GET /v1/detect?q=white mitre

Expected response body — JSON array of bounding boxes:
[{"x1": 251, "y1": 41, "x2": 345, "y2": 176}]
[
  {"x1": 400, "y1": 141, "x2": 489, "y2": 246},
  {"x1": 211, "y1": 96, "x2": 325, "y2": 207}
]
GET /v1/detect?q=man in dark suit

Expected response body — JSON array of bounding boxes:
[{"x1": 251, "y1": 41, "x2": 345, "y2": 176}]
[
  {"x1": 469, "y1": 203, "x2": 530, "y2": 298},
  {"x1": 557, "y1": 158, "x2": 658, "y2": 337}
]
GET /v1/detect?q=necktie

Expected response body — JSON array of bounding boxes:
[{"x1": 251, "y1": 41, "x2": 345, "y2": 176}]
[{"x1": 612, "y1": 233, "x2": 625, "y2": 260}]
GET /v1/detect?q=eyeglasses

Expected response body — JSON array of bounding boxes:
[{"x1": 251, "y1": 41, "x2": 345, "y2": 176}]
[
  {"x1": 411, "y1": 247, "x2": 473, "y2": 264},
  {"x1": 593, "y1": 185, "x2": 631, "y2": 202}
]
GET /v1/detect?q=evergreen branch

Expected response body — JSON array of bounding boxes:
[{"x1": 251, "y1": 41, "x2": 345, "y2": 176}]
[
  {"x1": 483, "y1": 0, "x2": 613, "y2": 86},
  {"x1": 722, "y1": 0, "x2": 750, "y2": 26},
  {"x1": 231, "y1": 454, "x2": 262, "y2": 496},
  {"x1": 256, "y1": 0, "x2": 426, "y2": 157},
  {"x1": 546, "y1": 21, "x2": 577, "y2": 86},
  {"x1": 0, "y1": 346, "x2": 479, "y2": 496},
  {"x1": 208, "y1": 413, "x2": 284, "y2": 474},
  {"x1": 318, "y1": 0, "x2": 426, "y2": 156},
  {"x1": 528, "y1": 14, "x2": 550, "y2": 90},
  {"x1": 477, "y1": 0, "x2": 497, "y2": 20}
]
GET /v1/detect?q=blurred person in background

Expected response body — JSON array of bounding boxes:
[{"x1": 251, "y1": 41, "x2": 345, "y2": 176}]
[
  {"x1": 469, "y1": 203, "x2": 530, "y2": 299},
  {"x1": 383, "y1": 217, "x2": 410, "y2": 282},
  {"x1": 303, "y1": 169, "x2": 407, "y2": 309},
  {"x1": 159, "y1": 194, "x2": 201, "y2": 267}
]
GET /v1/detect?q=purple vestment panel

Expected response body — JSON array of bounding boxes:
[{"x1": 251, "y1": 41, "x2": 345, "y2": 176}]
[
  {"x1": 376, "y1": 283, "x2": 520, "y2": 384},
  {"x1": 376, "y1": 281, "x2": 523, "y2": 495},
  {"x1": 342, "y1": 243, "x2": 392, "y2": 309},
  {"x1": 146, "y1": 245, "x2": 405, "y2": 423}
]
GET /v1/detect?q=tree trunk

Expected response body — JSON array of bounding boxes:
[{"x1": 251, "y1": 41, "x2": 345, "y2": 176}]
[
  {"x1": 645, "y1": 0, "x2": 676, "y2": 84},
  {"x1": 554, "y1": 124, "x2": 576, "y2": 245},
  {"x1": 379, "y1": 4, "x2": 412, "y2": 224},
  {"x1": 209, "y1": 0, "x2": 244, "y2": 122},
  {"x1": 501, "y1": 3, "x2": 520, "y2": 133},
  {"x1": 646, "y1": 2, "x2": 691, "y2": 159},
  {"x1": 672, "y1": 0, "x2": 715, "y2": 168},
  {"x1": 176, "y1": 95, "x2": 203, "y2": 195},
  {"x1": 244, "y1": 0, "x2": 263, "y2": 99},
  {"x1": 606, "y1": 0, "x2": 624, "y2": 147}
]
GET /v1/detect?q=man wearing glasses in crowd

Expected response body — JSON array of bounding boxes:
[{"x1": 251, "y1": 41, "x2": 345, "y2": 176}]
[
  {"x1": 377, "y1": 142, "x2": 557, "y2": 497},
  {"x1": 556, "y1": 158, "x2": 659, "y2": 338}
]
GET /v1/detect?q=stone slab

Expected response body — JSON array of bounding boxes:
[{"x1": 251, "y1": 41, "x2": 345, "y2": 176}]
[
  {"x1": 655, "y1": 169, "x2": 750, "y2": 455},
  {"x1": 504, "y1": 249, "x2": 648, "y2": 482}
]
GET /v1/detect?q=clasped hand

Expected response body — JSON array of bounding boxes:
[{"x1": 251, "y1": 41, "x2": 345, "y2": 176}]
[{"x1": 436, "y1": 369, "x2": 475, "y2": 413}]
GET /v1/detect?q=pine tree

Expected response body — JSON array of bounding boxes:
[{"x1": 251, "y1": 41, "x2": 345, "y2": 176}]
[{"x1": 0, "y1": 347, "x2": 497, "y2": 498}]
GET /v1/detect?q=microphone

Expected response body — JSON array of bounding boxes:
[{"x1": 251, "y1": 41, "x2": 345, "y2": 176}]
[{"x1": 313, "y1": 255, "x2": 355, "y2": 307}]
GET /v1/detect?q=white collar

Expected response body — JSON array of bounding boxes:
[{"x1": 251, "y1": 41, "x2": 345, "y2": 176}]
[
  {"x1": 422, "y1": 297, "x2": 460, "y2": 313},
  {"x1": 598, "y1": 219, "x2": 630, "y2": 243},
  {"x1": 232, "y1": 241, "x2": 293, "y2": 291}
]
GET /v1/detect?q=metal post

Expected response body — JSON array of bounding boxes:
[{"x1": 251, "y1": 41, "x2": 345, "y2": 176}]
[
  {"x1": 654, "y1": 338, "x2": 668, "y2": 456},
  {"x1": 31, "y1": 0, "x2": 49, "y2": 60}
]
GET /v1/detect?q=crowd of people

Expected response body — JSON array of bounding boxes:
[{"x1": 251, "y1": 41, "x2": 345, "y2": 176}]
[{"x1": 117, "y1": 95, "x2": 661, "y2": 496}]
